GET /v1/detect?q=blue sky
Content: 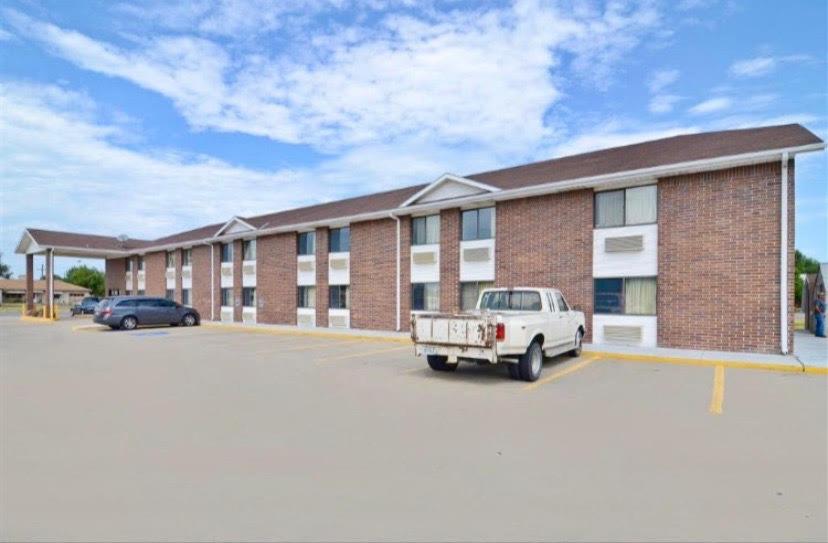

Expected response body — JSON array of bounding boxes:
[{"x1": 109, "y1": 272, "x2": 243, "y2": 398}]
[{"x1": 1, "y1": 0, "x2": 826, "y2": 276}]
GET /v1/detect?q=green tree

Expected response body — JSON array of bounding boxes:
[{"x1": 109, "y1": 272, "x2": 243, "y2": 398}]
[
  {"x1": 795, "y1": 250, "x2": 821, "y2": 307},
  {"x1": 0, "y1": 252, "x2": 12, "y2": 279},
  {"x1": 64, "y1": 265, "x2": 105, "y2": 297}
]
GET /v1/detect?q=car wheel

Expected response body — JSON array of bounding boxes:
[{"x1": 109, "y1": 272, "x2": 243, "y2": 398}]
[
  {"x1": 569, "y1": 329, "x2": 583, "y2": 357},
  {"x1": 518, "y1": 341, "x2": 543, "y2": 382},
  {"x1": 182, "y1": 313, "x2": 197, "y2": 327},
  {"x1": 120, "y1": 316, "x2": 138, "y2": 331},
  {"x1": 427, "y1": 355, "x2": 458, "y2": 372},
  {"x1": 507, "y1": 363, "x2": 521, "y2": 380}
]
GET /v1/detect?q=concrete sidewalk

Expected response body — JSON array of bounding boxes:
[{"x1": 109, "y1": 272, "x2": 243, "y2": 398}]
[{"x1": 794, "y1": 330, "x2": 828, "y2": 368}]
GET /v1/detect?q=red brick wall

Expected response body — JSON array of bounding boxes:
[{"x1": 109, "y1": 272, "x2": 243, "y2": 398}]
[
  {"x1": 174, "y1": 248, "x2": 183, "y2": 303},
  {"x1": 658, "y1": 161, "x2": 794, "y2": 353},
  {"x1": 351, "y1": 218, "x2": 398, "y2": 330},
  {"x1": 495, "y1": 190, "x2": 594, "y2": 341},
  {"x1": 145, "y1": 252, "x2": 165, "y2": 297},
  {"x1": 399, "y1": 216, "x2": 412, "y2": 331},
  {"x1": 257, "y1": 233, "x2": 297, "y2": 324},
  {"x1": 192, "y1": 245, "x2": 212, "y2": 319},
  {"x1": 315, "y1": 228, "x2": 329, "y2": 327},
  {"x1": 212, "y1": 243, "x2": 222, "y2": 319},
  {"x1": 130, "y1": 256, "x2": 138, "y2": 295},
  {"x1": 439, "y1": 209, "x2": 460, "y2": 313},
  {"x1": 233, "y1": 239, "x2": 243, "y2": 322},
  {"x1": 104, "y1": 258, "x2": 126, "y2": 296}
]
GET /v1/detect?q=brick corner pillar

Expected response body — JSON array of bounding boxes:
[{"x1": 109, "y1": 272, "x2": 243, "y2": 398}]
[
  {"x1": 212, "y1": 243, "x2": 221, "y2": 321},
  {"x1": 233, "y1": 239, "x2": 243, "y2": 322},
  {"x1": 315, "y1": 227, "x2": 329, "y2": 327},
  {"x1": 440, "y1": 208, "x2": 460, "y2": 313},
  {"x1": 25, "y1": 253, "x2": 34, "y2": 312},
  {"x1": 44, "y1": 249, "x2": 53, "y2": 315},
  {"x1": 104, "y1": 257, "x2": 127, "y2": 297},
  {"x1": 175, "y1": 248, "x2": 184, "y2": 303},
  {"x1": 399, "y1": 215, "x2": 412, "y2": 331}
]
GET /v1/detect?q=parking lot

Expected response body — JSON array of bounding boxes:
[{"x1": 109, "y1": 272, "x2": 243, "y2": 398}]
[{"x1": 1, "y1": 317, "x2": 826, "y2": 542}]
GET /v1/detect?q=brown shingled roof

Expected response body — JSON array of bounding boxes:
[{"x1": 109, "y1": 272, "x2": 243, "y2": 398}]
[
  {"x1": 22, "y1": 124, "x2": 823, "y2": 253},
  {"x1": 0, "y1": 278, "x2": 91, "y2": 293}
]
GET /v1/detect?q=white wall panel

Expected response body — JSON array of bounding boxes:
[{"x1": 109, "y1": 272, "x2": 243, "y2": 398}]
[
  {"x1": 593, "y1": 224, "x2": 658, "y2": 278},
  {"x1": 242, "y1": 260, "x2": 256, "y2": 287},
  {"x1": 182, "y1": 266, "x2": 192, "y2": 289},
  {"x1": 328, "y1": 252, "x2": 350, "y2": 285},
  {"x1": 411, "y1": 244, "x2": 440, "y2": 283},
  {"x1": 297, "y1": 307, "x2": 316, "y2": 327},
  {"x1": 220, "y1": 263, "x2": 234, "y2": 288},
  {"x1": 592, "y1": 315, "x2": 657, "y2": 347},
  {"x1": 297, "y1": 255, "x2": 316, "y2": 286},
  {"x1": 459, "y1": 238, "x2": 495, "y2": 281}
]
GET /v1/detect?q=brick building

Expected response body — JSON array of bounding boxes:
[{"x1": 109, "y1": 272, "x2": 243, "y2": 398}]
[{"x1": 15, "y1": 124, "x2": 825, "y2": 354}]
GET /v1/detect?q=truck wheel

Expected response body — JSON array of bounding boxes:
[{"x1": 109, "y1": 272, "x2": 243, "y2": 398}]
[
  {"x1": 569, "y1": 329, "x2": 583, "y2": 357},
  {"x1": 518, "y1": 341, "x2": 543, "y2": 382},
  {"x1": 507, "y1": 363, "x2": 521, "y2": 380},
  {"x1": 427, "y1": 355, "x2": 457, "y2": 372}
]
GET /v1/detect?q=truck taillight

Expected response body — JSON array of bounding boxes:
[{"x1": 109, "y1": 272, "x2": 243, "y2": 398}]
[{"x1": 496, "y1": 323, "x2": 505, "y2": 342}]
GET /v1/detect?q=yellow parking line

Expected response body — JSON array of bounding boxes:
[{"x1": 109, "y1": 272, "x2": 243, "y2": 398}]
[
  {"x1": 709, "y1": 365, "x2": 725, "y2": 415},
  {"x1": 317, "y1": 344, "x2": 411, "y2": 362},
  {"x1": 524, "y1": 355, "x2": 600, "y2": 391}
]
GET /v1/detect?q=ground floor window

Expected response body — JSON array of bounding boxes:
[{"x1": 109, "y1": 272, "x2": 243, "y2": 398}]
[
  {"x1": 460, "y1": 281, "x2": 495, "y2": 310},
  {"x1": 297, "y1": 286, "x2": 316, "y2": 308},
  {"x1": 137, "y1": 289, "x2": 145, "y2": 296},
  {"x1": 594, "y1": 277, "x2": 656, "y2": 315},
  {"x1": 329, "y1": 285, "x2": 349, "y2": 309},
  {"x1": 221, "y1": 288, "x2": 233, "y2": 307},
  {"x1": 411, "y1": 282, "x2": 439, "y2": 311},
  {"x1": 125, "y1": 290, "x2": 132, "y2": 296},
  {"x1": 182, "y1": 288, "x2": 191, "y2": 306},
  {"x1": 165, "y1": 289, "x2": 174, "y2": 300},
  {"x1": 242, "y1": 287, "x2": 256, "y2": 307}
]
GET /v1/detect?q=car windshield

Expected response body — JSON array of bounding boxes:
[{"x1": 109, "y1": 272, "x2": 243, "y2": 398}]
[{"x1": 479, "y1": 290, "x2": 543, "y2": 311}]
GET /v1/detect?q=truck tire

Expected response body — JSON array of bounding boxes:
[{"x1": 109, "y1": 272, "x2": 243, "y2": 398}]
[
  {"x1": 507, "y1": 363, "x2": 521, "y2": 380},
  {"x1": 569, "y1": 329, "x2": 583, "y2": 357},
  {"x1": 518, "y1": 341, "x2": 543, "y2": 382},
  {"x1": 427, "y1": 355, "x2": 457, "y2": 372}
]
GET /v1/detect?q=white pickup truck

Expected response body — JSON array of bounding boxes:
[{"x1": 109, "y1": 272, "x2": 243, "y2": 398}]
[{"x1": 411, "y1": 287, "x2": 586, "y2": 382}]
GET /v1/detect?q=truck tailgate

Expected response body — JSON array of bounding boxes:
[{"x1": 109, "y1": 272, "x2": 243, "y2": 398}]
[{"x1": 412, "y1": 314, "x2": 494, "y2": 347}]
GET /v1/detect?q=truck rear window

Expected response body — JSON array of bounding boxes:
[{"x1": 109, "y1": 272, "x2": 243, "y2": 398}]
[{"x1": 480, "y1": 291, "x2": 542, "y2": 311}]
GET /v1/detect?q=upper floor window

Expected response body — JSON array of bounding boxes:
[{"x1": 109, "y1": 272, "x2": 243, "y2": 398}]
[
  {"x1": 137, "y1": 256, "x2": 144, "y2": 271},
  {"x1": 329, "y1": 227, "x2": 350, "y2": 253},
  {"x1": 220, "y1": 242, "x2": 233, "y2": 263},
  {"x1": 182, "y1": 248, "x2": 192, "y2": 267},
  {"x1": 594, "y1": 185, "x2": 657, "y2": 228},
  {"x1": 125, "y1": 259, "x2": 132, "y2": 272},
  {"x1": 298, "y1": 232, "x2": 316, "y2": 256},
  {"x1": 165, "y1": 251, "x2": 175, "y2": 268},
  {"x1": 461, "y1": 207, "x2": 494, "y2": 241},
  {"x1": 243, "y1": 239, "x2": 256, "y2": 261},
  {"x1": 412, "y1": 215, "x2": 440, "y2": 245}
]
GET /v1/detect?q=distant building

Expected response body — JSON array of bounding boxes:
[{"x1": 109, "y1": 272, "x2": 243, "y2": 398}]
[{"x1": 0, "y1": 278, "x2": 91, "y2": 305}]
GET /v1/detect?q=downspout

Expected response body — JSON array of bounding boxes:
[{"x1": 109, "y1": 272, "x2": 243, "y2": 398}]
[
  {"x1": 780, "y1": 152, "x2": 789, "y2": 354},
  {"x1": 389, "y1": 212, "x2": 401, "y2": 331}
]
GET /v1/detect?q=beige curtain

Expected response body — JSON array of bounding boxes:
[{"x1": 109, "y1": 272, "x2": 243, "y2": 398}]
[
  {"x1": 625, "y1": 278, "x2": 656, "y2": 315},
  {"x1": 596, "y1": 190, "x2": 625, "y2": 227},
  {"x1": 425, "y1": 283, "x2": 440, "y2": 311},
  {"x1": 625, "y1": 185, "x2": 657, "y2": 224}
]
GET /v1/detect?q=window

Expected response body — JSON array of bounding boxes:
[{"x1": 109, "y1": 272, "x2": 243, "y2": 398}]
[
  {"x1": 221, "y1": 288, "x2": 233, "y2": 307},
  {"x1": 242, "y1": 287, "x2": 256, "y2": 307},
  {"x1": 165, "y1": 289, "x2": 174, "y2": 300},
  {"x1": 479, "y1": 290, "x2": 542, "y2": 311},
  {"x1": 220, "y1": 243, "x2": 233, "y2": 263},
  {"x1": 412, "y1": 215, "x2": 440, "y2": 245},
  {"x1": 166, "y1": 251, "x2": 176, "y2": 268},
  {"x1": 461, "y1": 207, "x2": 494, "y2": 241},
  {"x1": 117, "y1": 299, "x2": 139, "y2": 307},
  {"x1": 411, "y1": 283, "x2": 440, "y2": 311},
  {"x1": 329, "y1": 227, "x2": 350, "y2": 252},
  {"x1": 554, "y1": 292, "x2": 570, "y2": 312},
  {"x1": 594, "y1": 185, "x2": 657, "y2": 227},
  {"x1": 182, "y1": 288, "x2": 191, "y2": 306},
  {"x1": 298, "y1": 232, "x2": 316, "y2": 255},
  {"x1": 594, "y1": 277, "x2": 657, "y2": 315},
  {"x1": 137, "y1": 289, "x2": 145, "y2": 296},
  {"x1": 125, "y1": 259, "x2": 132, "y2": 272},
  {"x1": 329, "y1": 285, "x2": 350, "y2": 309},
  {"x1": 297, "y1": 286, "x2": 316, "y2": 308},
  {"x1": 460, "y1": 281, "x2": 494, "y2": 310},
  {"x1": 125, "y1": 290, "x2": 132, "y2": 296},
  {"x1": 137, "y1": 257, "x2": 144, "y2": 271},
  {"x1": 182, "y1": 249, "x2": 192, "y2": 267},
  {"x1": 243, "y1": 239, "x2": 256, "y2": 261}
]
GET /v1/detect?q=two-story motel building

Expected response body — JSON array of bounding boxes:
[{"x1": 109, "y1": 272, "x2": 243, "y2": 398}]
[{"x1": 16, "y1": 124, "x2": 825, "y2": 354}]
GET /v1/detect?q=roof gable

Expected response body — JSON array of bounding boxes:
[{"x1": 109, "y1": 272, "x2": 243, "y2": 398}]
[
  {"x1": 401, "y1": 174, "x2": 500, "y2": 207},
  {"x1": 214, "y1": 217, "x2": 256, "y2": 237}
]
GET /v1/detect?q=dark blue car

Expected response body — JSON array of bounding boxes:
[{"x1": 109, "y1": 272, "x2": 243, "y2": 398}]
[{"x1": 71, "y1": 296, "x2": 100, "y2": 316}]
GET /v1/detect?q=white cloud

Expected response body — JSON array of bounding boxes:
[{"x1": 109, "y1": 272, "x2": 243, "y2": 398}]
[
  {"x1": 5, "y1": 2, "x2": 663, "y2": 155},
  {"x1": 648, "y1": 68, "x2": 680, "y2": 93},
  {"x1": 648, "y1": 94, "x2": 681, "y2": 114},
  {"x1": 729, "y1": 54, "x2": 811, "y2": 78},
  {"x1": 688, "y1": 96, "x2": 731, "y2": 115}
]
